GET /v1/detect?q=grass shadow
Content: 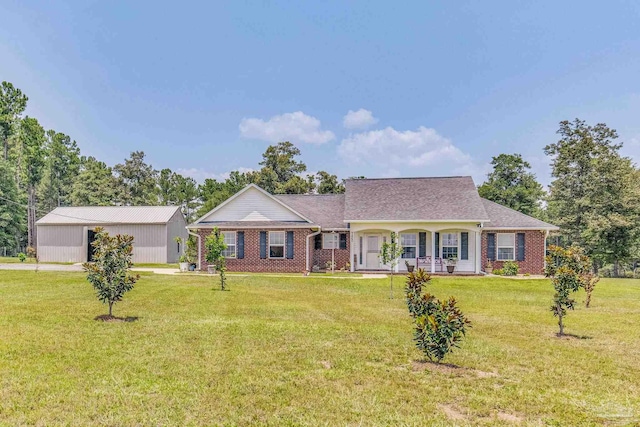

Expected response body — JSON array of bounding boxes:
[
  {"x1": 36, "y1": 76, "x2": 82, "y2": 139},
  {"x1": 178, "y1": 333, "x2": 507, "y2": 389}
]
[
  {"x1": 94, "y1": 315, "x2": 140, "y2": 323},
  {"x1": 557, "y1": 332, "x2": 592, "y2": 340}
]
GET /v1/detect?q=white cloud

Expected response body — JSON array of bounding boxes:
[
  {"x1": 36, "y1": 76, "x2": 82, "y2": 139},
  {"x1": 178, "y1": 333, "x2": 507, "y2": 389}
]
[
  {"x1": 176, "y1": 167, "x2": 254, "y2": 183},
  {"x1": 239, "y1": 111, "x2": 335, "y2": 144},
  {"x1": 343, "y1": 108, "x2": 378, "y2": 130},
  {"x1": 337, "y1": 126, "x2": 487, "y2": 182}
]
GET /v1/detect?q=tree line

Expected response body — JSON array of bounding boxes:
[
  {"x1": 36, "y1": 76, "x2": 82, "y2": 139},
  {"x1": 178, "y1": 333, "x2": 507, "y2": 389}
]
[
  {"x1": 0, "y1": 81, "x2": 344, "y2": 254},
  {"x1": 2, "y1": 81, "x2": 639, "y2": 276}
]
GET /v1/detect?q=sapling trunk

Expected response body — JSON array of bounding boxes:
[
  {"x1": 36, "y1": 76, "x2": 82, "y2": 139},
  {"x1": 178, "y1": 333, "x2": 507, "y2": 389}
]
[
  {"x1": 558, "y1": 312, "x2": 564, "y2": 336},
  {"x1": 390, "y1": 273, "x2": 394, "y2": 299},
  {"x1": 109, "y1": 301, "x2": 114, "y2": 317}
]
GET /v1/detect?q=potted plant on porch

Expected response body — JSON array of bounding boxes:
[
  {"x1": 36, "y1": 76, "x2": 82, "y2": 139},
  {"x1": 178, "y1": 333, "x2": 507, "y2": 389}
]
[
  {"x1": 405, "y1": 260, "x2": 415, "y2": 273},
  {"x1": 179, "y1": 254, "x2": 189, "y2": 272},
  {"x1": 485, "y1": 260, "x2": 493, "y2": 274},
  {"x1": 446, "y1": 257, "x2": 458, "y2": 274}
]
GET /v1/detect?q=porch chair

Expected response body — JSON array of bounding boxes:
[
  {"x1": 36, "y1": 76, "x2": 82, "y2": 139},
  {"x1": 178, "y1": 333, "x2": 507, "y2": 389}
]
[{"x1": 415, "y1": 256, "x2": 444, "y2": 272}]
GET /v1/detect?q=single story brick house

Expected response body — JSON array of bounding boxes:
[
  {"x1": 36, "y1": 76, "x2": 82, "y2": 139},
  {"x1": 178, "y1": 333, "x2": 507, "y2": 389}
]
[{"x1": 188, "y1": 177, "x2": 558, "y2": 274}]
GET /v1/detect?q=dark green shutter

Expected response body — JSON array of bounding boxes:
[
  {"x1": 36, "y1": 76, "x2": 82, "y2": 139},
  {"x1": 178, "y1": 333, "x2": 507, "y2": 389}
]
[
  {"x1": 314, "y1": 234, "x2": 322, "y2": 249},
  {"x1": 237, "y1": 231, "x2": 244, "y2": 259},
  {"x1": 339, "y1": 233, "x2": 347, "y2": 250},
  {"x1": 259, "y1": 231, "x2": 267, "y2": 259},
  {"x1": 461, "y1": 232, "x2": 469, "y2": 260},
  {"x1": 435, "y1": 232, "x2": 440, "y2": 258},
  {"x1": 516, "y1": 233, "x2": 525, "y2": 261},
  {"x1": 487, "y1": 233, "x2": 496, "y2": 261},
  {"x1": 286, "y1": 231, "x2": 294, "y2": 259},
  {"x1": 418, "y1": 232, "x2": 426, "y2": 257}
]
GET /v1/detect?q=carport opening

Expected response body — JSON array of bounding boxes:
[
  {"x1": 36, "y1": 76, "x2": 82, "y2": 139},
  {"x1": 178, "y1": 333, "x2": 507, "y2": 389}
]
[{"x1": 87, "y1": 230, "x2": 97, "y2": 262}]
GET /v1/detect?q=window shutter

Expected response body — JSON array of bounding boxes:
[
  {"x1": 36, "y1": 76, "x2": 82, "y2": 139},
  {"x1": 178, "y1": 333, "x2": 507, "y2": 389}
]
[
  {"x1": 461, "y1": 232, "x2": 469, "y2": 260},
  {"x1": 286, "y1": 231, "x2": 294, "y2": 259},
  {"x1": 517, "y1": 233, "x2": 525, "y2": 261},
  {"x1": 418, "y1": 232, "x2": 426, "y2": 258},
  {"x1": 487, "y1": 233, "x2": 496, "y2": 261},
  {"x1": 339, "y1": 233, "x2": 347, "y2": 250},
  {"x1": 314, "y1": 234, "x2": 322, "y2": 250},
  {"x1": 237, "y1": 231, "x2": 245, "y2": 259},
  {"x1": 259, "y1": 231, "x2": 267, "y2": 259},
  {"x1": 435, "y1": 232, "x2": 440, "y2": 258}
]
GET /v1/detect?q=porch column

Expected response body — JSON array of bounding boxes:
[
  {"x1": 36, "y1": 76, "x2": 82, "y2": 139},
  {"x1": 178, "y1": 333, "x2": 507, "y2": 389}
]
[
  {"x1": 430, "y1": 231, "x2": 435, "y2": 274},
  {"x1": 350, "y1": 232, "x2": 355, "y2": 272},
  {"x1": 475, "y1": 230, "x2": 482, "y2": 273}
]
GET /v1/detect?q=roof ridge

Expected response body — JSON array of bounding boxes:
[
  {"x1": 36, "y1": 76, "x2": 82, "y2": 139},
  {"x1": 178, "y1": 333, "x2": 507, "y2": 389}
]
[{"x1": 345, "y1": 176, "x2": 470, "y2": 181}]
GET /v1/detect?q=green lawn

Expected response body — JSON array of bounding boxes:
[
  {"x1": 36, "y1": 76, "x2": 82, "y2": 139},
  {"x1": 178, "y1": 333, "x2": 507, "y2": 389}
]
[{"x1": 1, "y1": 272, "x2": 639, "y2": 426}]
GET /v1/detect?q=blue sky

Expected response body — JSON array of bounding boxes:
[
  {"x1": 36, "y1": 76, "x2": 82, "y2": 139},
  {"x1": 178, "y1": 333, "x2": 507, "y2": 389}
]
[{"x1": 2, "y1": 1, "x2": 640, "y2": 186}]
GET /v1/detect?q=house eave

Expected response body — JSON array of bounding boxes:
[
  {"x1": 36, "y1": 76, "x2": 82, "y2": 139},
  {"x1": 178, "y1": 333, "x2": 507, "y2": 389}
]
[{"x1": 344, "y1": 219, "x2": 491, "y2": 224}]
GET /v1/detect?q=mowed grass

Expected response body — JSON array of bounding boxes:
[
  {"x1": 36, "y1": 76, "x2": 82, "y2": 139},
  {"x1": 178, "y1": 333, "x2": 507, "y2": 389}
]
[{"x1": 1, "y1": 272, "x2": 639, "y2": 426}]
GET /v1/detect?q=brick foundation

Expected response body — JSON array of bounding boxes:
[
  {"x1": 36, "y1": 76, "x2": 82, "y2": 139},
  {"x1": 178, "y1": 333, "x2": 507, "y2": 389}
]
[{"x1": 481, "y1": 229, "x2": 546, "y2": 275}]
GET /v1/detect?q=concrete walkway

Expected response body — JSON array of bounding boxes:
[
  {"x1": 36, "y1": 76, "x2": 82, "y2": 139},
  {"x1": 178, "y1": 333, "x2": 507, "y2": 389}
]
[{"x1": 0, "y1": 263, "x2": 83, "y2": 272}]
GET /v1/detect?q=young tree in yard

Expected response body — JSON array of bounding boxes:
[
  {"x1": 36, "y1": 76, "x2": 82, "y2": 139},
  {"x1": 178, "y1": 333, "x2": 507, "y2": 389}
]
[
  {"x1": 83, "y1": 227, "x2": 140, "y2": 318},
  {"x1": 544, "y1": 245, "x2": 594, "y2": 336},
  {"x1": 205, "y1": 227, "x2": 228, "y2": 291},
  {"x1": 477, "y1": 153, "x2": 545, "y2": 217},
  {"x1": 404, "y1": 269, "x2": 471, "y2": 363},
  {"x1": 380, "y1": 232, "x2": 404, "y2": 299}
]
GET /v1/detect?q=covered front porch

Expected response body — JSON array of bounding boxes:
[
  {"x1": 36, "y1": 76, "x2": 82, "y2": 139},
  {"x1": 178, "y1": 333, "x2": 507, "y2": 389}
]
[{"x1": 349, "y1": 223, "x2": 483, "y2": 274}]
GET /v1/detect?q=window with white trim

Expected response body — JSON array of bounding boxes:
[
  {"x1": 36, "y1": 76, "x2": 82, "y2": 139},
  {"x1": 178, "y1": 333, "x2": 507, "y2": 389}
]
[
  {"x1": 441, "y1": 232, "x2": 458, "y2": 259},
  {"x1": 269, "y1": 231, "x2": 285, "y2": 258},
  {"x1": 497, "y1": 233, "x2": 515, "y2": 260},
  {"x1": 323, "y1": 233, "x2": 339, "y2": 249},
  {"x1": 400, "y1": 233, "x2": 417, "y2": 259},
  {"x1": 222, "y1": 231, "x2": 236, "y2": 258}
]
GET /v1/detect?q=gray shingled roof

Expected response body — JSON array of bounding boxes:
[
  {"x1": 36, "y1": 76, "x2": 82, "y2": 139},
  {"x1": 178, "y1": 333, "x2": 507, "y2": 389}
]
[
  {"x1": 481, "y1": 199, "x2": 558, "y2": 229},
  {"x1": 343, "y1": 177, "x2": 490, "y2": 222},
  {"x1": 36, "y1": 206, "x2": 182, "y2": 225},
  {"x1": 274, "y1": 194, "x2": 347, "y2": 229}
]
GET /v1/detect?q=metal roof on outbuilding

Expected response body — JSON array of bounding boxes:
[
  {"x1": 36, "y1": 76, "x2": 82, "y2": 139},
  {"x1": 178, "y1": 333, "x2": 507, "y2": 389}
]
[{"x1": 36, "y1": 206, "x2": 183, "y2": 225}]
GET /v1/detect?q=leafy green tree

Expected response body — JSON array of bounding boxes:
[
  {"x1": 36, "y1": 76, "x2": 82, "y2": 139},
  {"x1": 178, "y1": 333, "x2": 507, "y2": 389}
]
[
  {"x1": 18, "y1": 117, "x2": 46, "y2": 248},
  {"x1": 0, "y1": 81, "x2": 28, "y2": 160},
  {"x1": 197, "y1": 171, "x2": 257, "y2": 218},
  {"x1": 259, "y1": 141, "x2": 307, "y2": 185},
  {"x1": 38, "y1": 130, "x2": 81, "y2": 212},
  {"x1": 173, "y1": 174, "x2": 199, "y2": 222},
  {"x1": 157, "y1": 168, "x2": 175, "y2": 205},
  {"x1": 316, "y1": 171, "x2": 345, "y2": 194},
  {"x1": 380, "y1": 232, "x2": 404, "y2": 299},
  {"x1": 114, "y1": 151, "x2": 158, "y2": 205},
  {"x1": 83, "y1": 227, "x2": 140, "y2": 318},
  {"x1": 404, "y1": 269, "x2": 471, "y2": 363},
  {"x1": 544, "y1": 245, "x2": 593, "y2": 336},
  {"x1": 545, "y1": 119, "x2": 640, "y2": 275},
  {"x1": 205, "y1": 227, "x2": 228, "y2": 291},
  {"x1": 70, "y1": 156, "x2": 117, "y2": 206},
  {"x1": 0, "y1": 159, "x2": 25, "y2": 250},
  {"x1": 477, "y1": 153, "x2": 545, "y2": 217}
]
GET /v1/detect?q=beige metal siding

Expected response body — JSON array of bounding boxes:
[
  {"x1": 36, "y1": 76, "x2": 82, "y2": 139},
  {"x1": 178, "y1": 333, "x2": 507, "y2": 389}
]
[
  {"x1": 202, "y1": 187, "x2": 305, "y2": 222},
  {"x1": 37, "y1": 223, "x2": 172, "y2": 264},
  {"x1": 37, "y1": 225, "x2": 85, "y2": 263},
  {"x1": 165, "y1": 209, "x2": 188, "y2": 263},
  {"x1": 101, "y1": 224, "x2": 166, "y2": 264}
]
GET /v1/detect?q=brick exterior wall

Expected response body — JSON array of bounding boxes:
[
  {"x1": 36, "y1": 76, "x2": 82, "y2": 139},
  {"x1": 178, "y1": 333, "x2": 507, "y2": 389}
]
[
  {"x1": 311, "y1": 232, "x2": 351, "y2": 271},
  {"x1": 481, "y1": 229, "x2": 546, "y2": 275},
  {"x1": 197, "y1": 228, "x2": 313, "y2": 273}
]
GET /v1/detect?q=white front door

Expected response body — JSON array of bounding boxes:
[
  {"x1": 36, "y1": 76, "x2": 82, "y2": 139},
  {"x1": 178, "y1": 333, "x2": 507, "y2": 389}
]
[{"x1": 366, "y1": 235, "x2": 381, "y2": 269}]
